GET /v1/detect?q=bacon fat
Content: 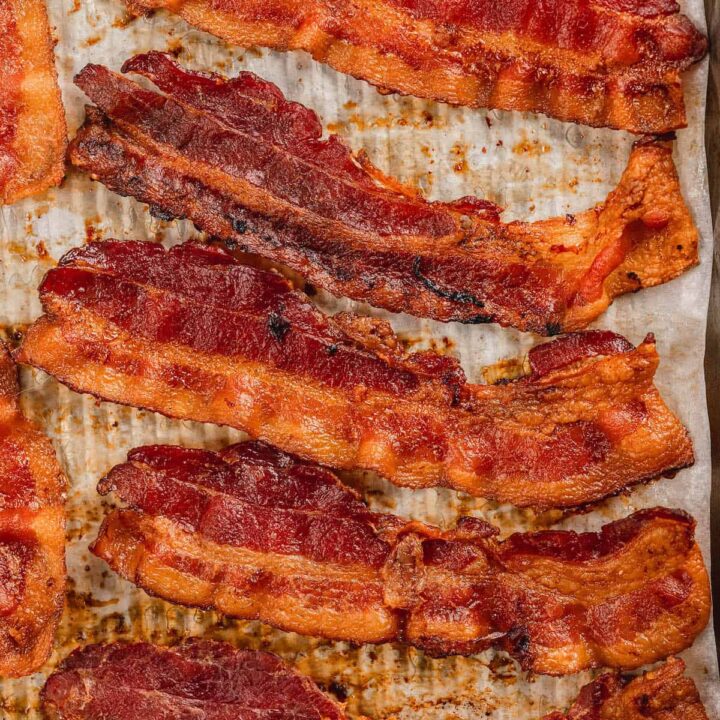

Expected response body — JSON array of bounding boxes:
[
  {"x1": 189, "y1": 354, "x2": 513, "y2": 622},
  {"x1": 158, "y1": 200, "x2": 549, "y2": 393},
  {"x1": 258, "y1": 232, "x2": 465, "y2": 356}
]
[
  {"x1": 0, "y1": 344, "x2": 65, "y2": 676},
  {"x1": 68, "y1": 54, "x2": 700, "y2": 334},
  {"x1": 16, "y1": 239, "x2": 694, "y2": 510},
  {"x1": 90, "y1": 441, "x2": 710, "y2": 675},
  {"x1": 121, "y1": 2, "x2": 707, "y2": 133},
  {"x1": 0, "y1": 0, "x2": 66, "y2": 204},
  {"x1": 41, "y1": 640, "x2": 348, "y2": 719},
  {"x1": 542, "y1": 657, "x2": 708, "y2": 720}
]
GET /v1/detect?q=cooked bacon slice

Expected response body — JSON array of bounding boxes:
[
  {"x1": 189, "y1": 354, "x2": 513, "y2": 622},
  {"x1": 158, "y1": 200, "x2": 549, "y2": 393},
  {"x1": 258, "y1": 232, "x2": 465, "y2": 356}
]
[
  {"x1": 16, "y1": 239, "x2": 694, "y2": 510},
  {"x1": 121, "y1": 2, "x2": 707, "y2": 133},
  {"x1": 90, "y1": 441, "x2": 710, "y2": 675},
  {"x1": 0, "y1": 0, "x2": 66, "y2": 204},
  {"x1": 0, "y1": 344, "x2": 65, "y2": 676},
  {"x1": 68, "y1": 54, "x2": 699, "y2": 334},
  {"x1": 542, "y1": 658, "x2": 708, "y2": 720},
  {"x1": 41, "y1": 639, "x2": 348, "y2": 719}
]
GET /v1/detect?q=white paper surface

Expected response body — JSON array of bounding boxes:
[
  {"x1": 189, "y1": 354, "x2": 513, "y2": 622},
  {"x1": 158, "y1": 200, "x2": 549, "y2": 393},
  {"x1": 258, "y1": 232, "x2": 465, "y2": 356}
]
[{"x1": 0, "y1": 0, "x2": 717, "y2": 716}]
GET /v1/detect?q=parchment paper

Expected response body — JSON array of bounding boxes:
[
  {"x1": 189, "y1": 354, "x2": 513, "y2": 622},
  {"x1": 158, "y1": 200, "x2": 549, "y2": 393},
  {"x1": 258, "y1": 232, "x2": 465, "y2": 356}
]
[{"x1": 0, "y1": 0, "x2": 717, "y2": 716}]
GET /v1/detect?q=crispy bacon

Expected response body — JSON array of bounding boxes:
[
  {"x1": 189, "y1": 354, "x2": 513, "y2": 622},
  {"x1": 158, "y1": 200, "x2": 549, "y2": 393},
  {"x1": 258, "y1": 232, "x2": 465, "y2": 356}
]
[
  {"x1": 0, "y1": 344, "x2": 65, "y2": 676},
  {"x1": 41, "y1": 640, "x2": 348, "y2": 720},
  {"x1": 68, "y1": 54, "x2": 699, "y2": 334},
  {"x1": 16, "y1": 239, "x2": 694, "y2": 510},
  {"x1": 542, "y1": 658, "x2": 708, "y2": 720},
  {"x1": 0, "y1": 0, "x2": 66, "y2": 204},
  {"x1": 121, "y1": 1, "x2": 707, "y2": 133},
  {"x1": 90, "y1": 441, "x2": 710, "y2": 675}
]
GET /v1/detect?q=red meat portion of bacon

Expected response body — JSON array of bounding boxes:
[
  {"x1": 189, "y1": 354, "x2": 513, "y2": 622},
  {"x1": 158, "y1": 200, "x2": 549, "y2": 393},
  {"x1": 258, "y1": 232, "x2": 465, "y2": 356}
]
[
  {"x1": 91, "y1": 441, "x2": 710, "y2": 675},
  {"x1": 16, "y1": 239, "x2": 695, "y2": 511},
  {"x1": 68, "y1": 54, "x2": 699, "y2": 334},
  {"x1": 41, "y1": 640, "x2": 348, "y2": 720},
  {"x1": 0, "y1": 344, "x2": 65, "y2": 677},
  {"x1": 121, "y1": 1, "x2": 707, "y2": 133},
  {"x1": 98, "y1": 443, "x2": 405, "y2": 568}
]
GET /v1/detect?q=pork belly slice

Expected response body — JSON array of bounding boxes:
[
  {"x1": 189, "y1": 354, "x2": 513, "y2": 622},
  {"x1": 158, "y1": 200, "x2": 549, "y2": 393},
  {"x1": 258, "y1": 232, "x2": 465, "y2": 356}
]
[
  {"x1": 0, "y1": 0, "x2": 66, "y2": 204},
  {"x1": 121, "y1": 2, "x2": 706, "y2": 133},
  {"x1": 0, "y1": 344, "x2": 65, "y2": 676},
  {"x1": 68, "y1": 54, "x2": 699, "y2": 334},
  {"x1": 542, "y1": 657, "x2": 708, "y2": 720},
  {"x1": 41, "y1": 639, "x2": 348, "y2": 719},
  {"x1": 90, "y1": 441, "x2": 710, "y2": 675},
  {"x1": 16, "y1": 239, "x2": 694, "y2": 510}
]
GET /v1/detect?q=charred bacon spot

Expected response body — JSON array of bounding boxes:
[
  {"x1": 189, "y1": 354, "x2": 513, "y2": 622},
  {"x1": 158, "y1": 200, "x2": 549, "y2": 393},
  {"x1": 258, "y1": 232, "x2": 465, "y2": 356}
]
[
  {"x1": 149, "y1": 205, "x2": 176, "y2": 222},
  {"x1": 267, "y1": 312, "x2": 291, "y2": 342},
  {"x1": 230, "y1": 217, "x2": 248, "y2": 234},
  {"x1": 412, "y1": 257, "x2": 486, "y2": 308}
]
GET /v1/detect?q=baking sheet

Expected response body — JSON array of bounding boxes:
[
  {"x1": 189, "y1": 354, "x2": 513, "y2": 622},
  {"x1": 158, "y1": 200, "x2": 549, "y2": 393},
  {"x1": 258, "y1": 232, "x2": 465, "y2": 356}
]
[{"x1": 0, "y1": 0, "x2": 718, "y2": 716}]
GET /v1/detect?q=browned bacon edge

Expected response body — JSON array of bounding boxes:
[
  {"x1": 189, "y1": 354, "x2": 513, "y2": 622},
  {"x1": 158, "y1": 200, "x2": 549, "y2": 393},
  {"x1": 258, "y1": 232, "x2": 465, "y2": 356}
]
[
  {"x1": 16, "y1": 239, "x2": 694, "y2": 511},
  {"x1": 90, "y1": 441, "x2": 710, "y2": 675},
  {"x1": 40, "y1": 639, "x2": 349, "y2": 720},
  {"x1": 0, "y1": 343, "x2": 65, "y2": 676},
  {"x1": 68, "y1": 54, "x2": 699, "y2": 334},
  {"x1": 542, "y1": 657, "x2": 709, "y2": 720},
  {"x1": 123, "y1": 0, "x2": 707, "y2": 133},
  {"x1": 0, "y1": 0, "x2": 67, "y2": 204}
]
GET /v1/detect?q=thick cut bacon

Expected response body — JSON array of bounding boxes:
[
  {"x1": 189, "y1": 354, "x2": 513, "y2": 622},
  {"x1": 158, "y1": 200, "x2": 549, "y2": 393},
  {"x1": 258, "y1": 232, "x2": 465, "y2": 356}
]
[
  {"x1": 90, "y1": 442, "x2": 711, "y2": 674},
  {"x1": 122, "y1": 1, "x2": 707, "y2": 133},
  {"x1": 0, "y1": 0, "x2": 66, "y2": 204},
  {"x1": 41, "y1": 640, "x2": 348, "y2": 719},
  {"x1": 68, "y1": 54, "x2": 699, "y2": 334},
  {"x1": 542, "y1": 658, "x2": 708, "y2": 720},
  {"x1": 0, "y1": 344, "x2": 65, "y2": 676},
  {"x1": 16, "y1": 239, "x2": 694, "y2": 510}
]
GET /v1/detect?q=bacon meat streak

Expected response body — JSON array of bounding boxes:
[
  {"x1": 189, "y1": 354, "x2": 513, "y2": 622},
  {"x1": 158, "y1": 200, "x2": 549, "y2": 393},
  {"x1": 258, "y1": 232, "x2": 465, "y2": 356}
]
[
  {"x1": 542, "y1": 658, "x2": 708, "y2": 720},
  {"x1": 121, "y1": 1, "x2": 707, "y2": 133},
  {"x1": 16, "y1": 240, "x2": 694, "y2": 510},
  {"x1": 41, "y1": 640, "x2": 349, "y2": 720},
  {"x1": 0, "y1": 0, "x2": 66, "y2": 204},
  {"x1": 0, "y1": 344, "x2": 65, "y2": 676},
  {"x1": 90, "y1": 442, "x2": 710, "y2": 674},
  {"x1": 68, "y1": 54, "x2": 700, "y2": 334}
]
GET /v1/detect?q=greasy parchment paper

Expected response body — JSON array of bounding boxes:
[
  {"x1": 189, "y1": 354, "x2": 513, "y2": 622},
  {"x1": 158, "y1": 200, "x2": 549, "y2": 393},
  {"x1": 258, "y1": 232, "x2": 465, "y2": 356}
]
[{"x1": 0, "y1": 0, "x2": 718, "y2": 716}]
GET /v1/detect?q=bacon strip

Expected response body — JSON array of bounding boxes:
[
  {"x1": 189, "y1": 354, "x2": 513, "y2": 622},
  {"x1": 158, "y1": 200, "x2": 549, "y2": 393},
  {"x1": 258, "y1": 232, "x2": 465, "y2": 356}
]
[
  {"x1": 90, "y1": 441, "x2": 710, "y2": 675},
  {"x1": 68, "y1": 54, "x2": 699, "y2": 334},
  {"x1": 16, "y1": 239, "x2": 694, "y2": 510},
  {"x1": 542, "y1": 658, "x2": 708, "y2": 720},
  {"x1": 0, "y1": 0, "x2": 66, "y2": 204},
  {"x1": 122, "y1": 1, "x2": 707, "y2": 133},
  {"x1": 41, "y1": 640, "x2": 348, "y2": 720},
  {"x1": 0, "y1": 344, "x2": 65, "y2": 676}
]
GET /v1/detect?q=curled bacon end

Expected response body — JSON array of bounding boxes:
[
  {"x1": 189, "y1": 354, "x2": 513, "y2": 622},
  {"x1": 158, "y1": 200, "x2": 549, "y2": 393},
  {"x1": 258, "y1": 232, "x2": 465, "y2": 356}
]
[
  {"x1": 122, "y1": 0, "x2": 706, "y2": 133},
  {"x1": 543, "y1": 658, "x2": 709, "y2": 720},
  {"x1": 0, "y1": 344, "x2": 65, "y2": 677},
  {"x1": 16, "y1": 239, "x2": 694, "y2": 510},
  {"x1": 91, "y1": 441, "x2": 710, "y2": 675},
  {"x1": 68, "y1": 54, "x2": 699, "y2": 333},
  {"x1": 0, "y1": 0, "x2": 66, "y2": 204},
  {"x1": 41, "y1": 640, "x2": 348, "y2": 720}
]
